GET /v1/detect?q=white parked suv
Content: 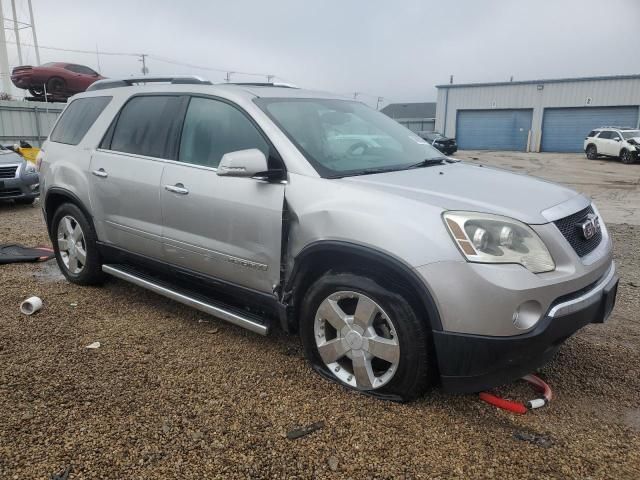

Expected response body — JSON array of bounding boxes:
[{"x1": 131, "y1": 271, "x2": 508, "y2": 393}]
[
  {"x1": 584, "y1": 127, "x2": 640, "y2": 164},
  {"x1": 38, "y1": 77, "x2": 618, "y2": 401}
]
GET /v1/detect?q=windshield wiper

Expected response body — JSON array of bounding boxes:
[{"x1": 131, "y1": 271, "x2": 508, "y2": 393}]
[{"x1": 406, "y1": 158, "x2": 447, "y2": 169}]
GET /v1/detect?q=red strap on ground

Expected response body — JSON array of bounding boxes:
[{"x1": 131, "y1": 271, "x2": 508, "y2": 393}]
[
  {"x1": 479, "y1": 374, "x2": 551, "y2": 414},
  {"x1": 479, "y1": 392, "x2": 528, "y2": 414}
]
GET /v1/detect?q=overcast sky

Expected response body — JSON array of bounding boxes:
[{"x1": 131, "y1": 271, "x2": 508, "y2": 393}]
[{"x1": 3, "y1": 0, "x2": 639, "y2": 106}]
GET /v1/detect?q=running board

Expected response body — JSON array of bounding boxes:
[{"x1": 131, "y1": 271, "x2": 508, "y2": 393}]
[{"x1": 102, "y1": 264, "x2": 269, "y2": 335}]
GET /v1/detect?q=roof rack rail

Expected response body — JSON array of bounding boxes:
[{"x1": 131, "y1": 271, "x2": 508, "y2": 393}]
[
  {"x1": 87, "y1": 76, "x2": 212, "y2": 91},
  {"x1": 598, "y1": 126, "x2": 635, "y2": 130},
  {"x1": 223, "y1": 82, "x2": 299, "y2": 89}
]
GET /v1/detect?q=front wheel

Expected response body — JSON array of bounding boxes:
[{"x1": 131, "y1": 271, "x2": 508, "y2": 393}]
[
  {"x1": 300, "y1": 272, "x2": 433, "y2": 401},
  {"x1": 51, "y1": 203, "x2": 105, "y2": 285},
  {"x1": 620, "y1": 149, "x2": 635, "y2": 164},
  {"x1": 586, "y1": 145, "x2": 598, "y2": 160}
]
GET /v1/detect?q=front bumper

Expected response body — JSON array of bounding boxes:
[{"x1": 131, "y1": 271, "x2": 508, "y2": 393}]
[
  {"x1": 0, "y1": 172, "x2": 40, "y2": 200},
  {"x1": 434, "y1": 262, "x2": 618, "y2": 393}
]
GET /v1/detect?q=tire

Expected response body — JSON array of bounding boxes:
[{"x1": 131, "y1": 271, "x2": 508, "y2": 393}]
[
  {"x1": 300, "y1": 272, "x2": 433, "y2": 402},
  {"x1": 586, "y1": 144, "x2": 598, "y2": 160},
  {"x1": 620, "y1": 149, "x2": 635, "y2": 164},
  {"x1": 14, "y1": 197, "x2": 35, "y2": 205},
  {"x1": 51, "y1": 203, "x2": 105, "y2": 285},
  {"x1": 28, "y1": 87, "x2": 44, "y2": 97},
  {"x1": 46, "y1": 77, "x2": 66, "y2": 95}
]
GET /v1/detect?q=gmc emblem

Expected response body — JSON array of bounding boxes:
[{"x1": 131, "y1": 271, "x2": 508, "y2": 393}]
[{"x1": 579, "y1": 213, "x2": 600, "y2": 240}]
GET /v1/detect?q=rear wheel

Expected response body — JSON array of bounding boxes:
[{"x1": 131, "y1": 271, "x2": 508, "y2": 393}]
[
  {"x1": 46, "y1": 77, "x2": 66, "y2": 95},
  {"x1": 300, "y1": 272, "x2": 433, "y2": 401},
  {"x1": 586, "y1": 144, "x2": 598, "y2": 160},
  {"x1": 51, "y1": 203, "x2": 104, "y2": 285},
  {"x1": 620, "y1": 149, "x2": 635, "y2": 164}
]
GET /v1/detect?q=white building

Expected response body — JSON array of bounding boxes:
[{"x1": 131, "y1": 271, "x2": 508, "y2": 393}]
[{"x1": 435, "y1": 74, "x2": 640, "y2": 152}]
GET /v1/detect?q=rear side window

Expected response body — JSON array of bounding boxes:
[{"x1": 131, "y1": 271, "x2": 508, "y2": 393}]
[
  {"x1": 107, "y1": 96, "x2": 184, "y2": 159},
  {"x1": 179, "y1": 97, "x2": 269, "y2": 168},
  {"x1": 598, "y1": 131, "x2": 612, "y2": 139},
  {"x1": 50, "y1": 96, "x2": 111, "y2": 145},
  {"x1": 587, "y1": 130, "x2": 598, "y2": 137}
]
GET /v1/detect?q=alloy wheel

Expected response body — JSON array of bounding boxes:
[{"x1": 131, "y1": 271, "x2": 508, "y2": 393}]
[
  {"x1": 314, "y1": 291, "x2": 400, "y2": 390},
  {"x1": 56, "y1": 215, "x2": 87, "y2": 274}
]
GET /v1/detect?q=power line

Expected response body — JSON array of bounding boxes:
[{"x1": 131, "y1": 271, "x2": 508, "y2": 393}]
[{"x1": 3, "y1": 40, "x2": 284, "y2": 81}]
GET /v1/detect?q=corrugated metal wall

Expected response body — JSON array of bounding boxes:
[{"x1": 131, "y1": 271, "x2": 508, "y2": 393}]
[
  {"x1": 0, "y1": 100, "x2": 64, "y2": 147},
  {"x1": 436, "y1": 77, "x2": 640, "y2": 152}
]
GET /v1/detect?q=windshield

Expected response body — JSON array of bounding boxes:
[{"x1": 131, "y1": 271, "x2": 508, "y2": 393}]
[
  {"x1": 621, "y1": 130, "x2": 640, "y2": 139},
  {"x1": 255, "y1": 98, "x2": 445, "y2": 177}
]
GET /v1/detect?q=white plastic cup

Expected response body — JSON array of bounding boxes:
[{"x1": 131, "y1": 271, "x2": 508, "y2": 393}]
[{"x1": 20, "y1": 296, "x2": 43, "y2": 315}]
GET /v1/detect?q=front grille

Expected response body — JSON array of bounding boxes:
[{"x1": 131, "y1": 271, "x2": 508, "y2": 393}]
[
  {"x1": 0, "y1": 165, "x2": 18, "y2": 178},
  {"x1": 553, "y1": 206, "x2": 603, "y2": 257},
  {"x1": 0, "y1": 188, "x2": 22, "y2": 198}
]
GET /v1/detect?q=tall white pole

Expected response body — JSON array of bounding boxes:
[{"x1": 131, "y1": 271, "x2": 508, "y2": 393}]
[
  {"x1": 10, "y1": 0, "x2": 21, "y2": 64},
  {"x1": 26, "y1": 0, "x2": 39, "y2": 65},
  {"x1": 0, "y1": 0, "x2": 14, "y2": 94}
]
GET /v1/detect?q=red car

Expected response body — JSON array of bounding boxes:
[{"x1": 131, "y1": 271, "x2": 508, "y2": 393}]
[{"x1": 11, "y1": 62, "x2": 104, "y2": 98}]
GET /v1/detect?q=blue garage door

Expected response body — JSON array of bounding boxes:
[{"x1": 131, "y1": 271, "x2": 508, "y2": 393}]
[
  {"x1": 541, "y1": 106, "x2": 639, "y2": 152},
  {"x1": 456, "y1": 109, "x2": 533, "y2": 151}
]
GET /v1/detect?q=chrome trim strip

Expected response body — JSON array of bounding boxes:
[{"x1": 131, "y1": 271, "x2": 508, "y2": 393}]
[
  {"x1": 541, "y1": 195, "x2": 591, "y2": 223},
  {"x1": 102, "y1": 264, "x2": 269, "y2": 335},
  {"x1": 548, "y1": 262, "x2": 616, "y2": 318}
]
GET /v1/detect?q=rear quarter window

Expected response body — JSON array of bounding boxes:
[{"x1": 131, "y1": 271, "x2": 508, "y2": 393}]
[
  {"x1": 50, "y1": 96, "x2": 112, "y2": 145},
  {"x1": 587, "y1": 130, "x2": 598, "y2": 138}
]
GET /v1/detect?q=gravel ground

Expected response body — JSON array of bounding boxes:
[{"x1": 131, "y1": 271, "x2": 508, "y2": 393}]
[{"x1": 1, "y1": 196, "x2": 639, "y2": 479}]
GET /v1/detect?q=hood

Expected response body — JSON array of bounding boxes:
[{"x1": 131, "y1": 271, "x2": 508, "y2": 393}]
[
  {"x1": 0, "y1": 149, "x2": 24, "y2": 165},
  {"x1": 342, "y1": 161, "x2": 583, "y2": 224}
]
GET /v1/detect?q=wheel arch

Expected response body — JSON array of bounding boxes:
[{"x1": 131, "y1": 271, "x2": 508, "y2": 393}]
[
  {"x1": 282, "y1": 240, "x2": 442, "y2": 333},
  {"x1": 44, "y1": 187, "x2": 94, "y2": 239}
]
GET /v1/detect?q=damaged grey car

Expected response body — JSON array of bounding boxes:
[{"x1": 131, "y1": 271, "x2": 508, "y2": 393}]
[{"x1": 38, "y1": 77, "x2": 618, "y2": 401}]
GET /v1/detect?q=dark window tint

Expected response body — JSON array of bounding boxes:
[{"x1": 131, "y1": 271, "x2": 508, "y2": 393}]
[
  {"x1": 65, "y1": 64, "x2": 97, "y2": 75},
  {"x1": 110, "y1": 96, "x2": 184, "y2": 159},
  {"x1": 179, "y1": 97, "x2": 268, "y2": 168},
  {"x1": 50, "y1": 96, "x2": 111, "y2": 145},
  {"x1": 598, "y1": 131, "x2": 612, "y2": 140},
  {"x1": 587, "y1": 130, "x2": 597, "y2": 137}
]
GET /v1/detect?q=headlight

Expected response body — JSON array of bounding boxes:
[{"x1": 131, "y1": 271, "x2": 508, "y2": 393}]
[
  {"x1": 443, "y1": 211, "x2": 555, "y2": 273},
  {"x1": 23, "y1": 162, "x2": 37, "y2": 174}
]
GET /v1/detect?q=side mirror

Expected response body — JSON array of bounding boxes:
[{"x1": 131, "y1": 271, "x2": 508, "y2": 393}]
[{"x1": 217, "y1": 149, "x2": 269, "y2": 178}]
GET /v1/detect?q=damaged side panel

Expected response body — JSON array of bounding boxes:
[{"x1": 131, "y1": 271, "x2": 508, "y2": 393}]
[{"x1": 277, "y1": 172, "x2": 459, "y2": 331}]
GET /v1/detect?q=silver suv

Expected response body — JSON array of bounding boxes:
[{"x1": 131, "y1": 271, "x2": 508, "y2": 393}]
[{"x1": 39, "y1": 77, "x2": 618, "y2": 401}]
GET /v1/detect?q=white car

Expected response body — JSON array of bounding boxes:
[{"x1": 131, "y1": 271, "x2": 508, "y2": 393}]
[{"x1": 584, "y1": 127, "x2": 640, "y2": 164}]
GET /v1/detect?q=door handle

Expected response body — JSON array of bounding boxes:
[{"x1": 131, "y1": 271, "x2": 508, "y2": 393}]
[
  {"x1": 164, "y1": 183, "x2": 189, "y2": 195},
  {"x1": 92, "y1": 168, "x2": 108, "y2": 178}
]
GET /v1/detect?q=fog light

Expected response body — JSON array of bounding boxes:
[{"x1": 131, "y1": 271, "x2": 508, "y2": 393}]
[{"x1": 512, "y1": 300, "x2": 542, "y2": 330}]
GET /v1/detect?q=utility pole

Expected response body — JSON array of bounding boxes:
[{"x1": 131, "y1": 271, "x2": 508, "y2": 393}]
[
  {"x1": 376, "y1": 96, "x2": 384, "y2": 110},
  {"x1": 225, "y1": 71, "x2": 233, "y2": 82},
  {"x1": 95, "y1": 44, "x2": 102, "y2": 73},
  {"x1": 0, "y1": 0, "x2": 13, "y2": 94},
  {"x1": 10, "y1": 0, "x2": 21, "y2": 64},
  {"x1": 266, "y1": 74, "x2": 274, "y2": 83},
  {"x1": 353, "y1": 92, "x2": 359, "y2": 100},
  {"x1": 139, "y1": 54, "x2": 148, "y2": 75},
  {"x1": 26, "y1": 0, "x2": 39, "y2": 65}
]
